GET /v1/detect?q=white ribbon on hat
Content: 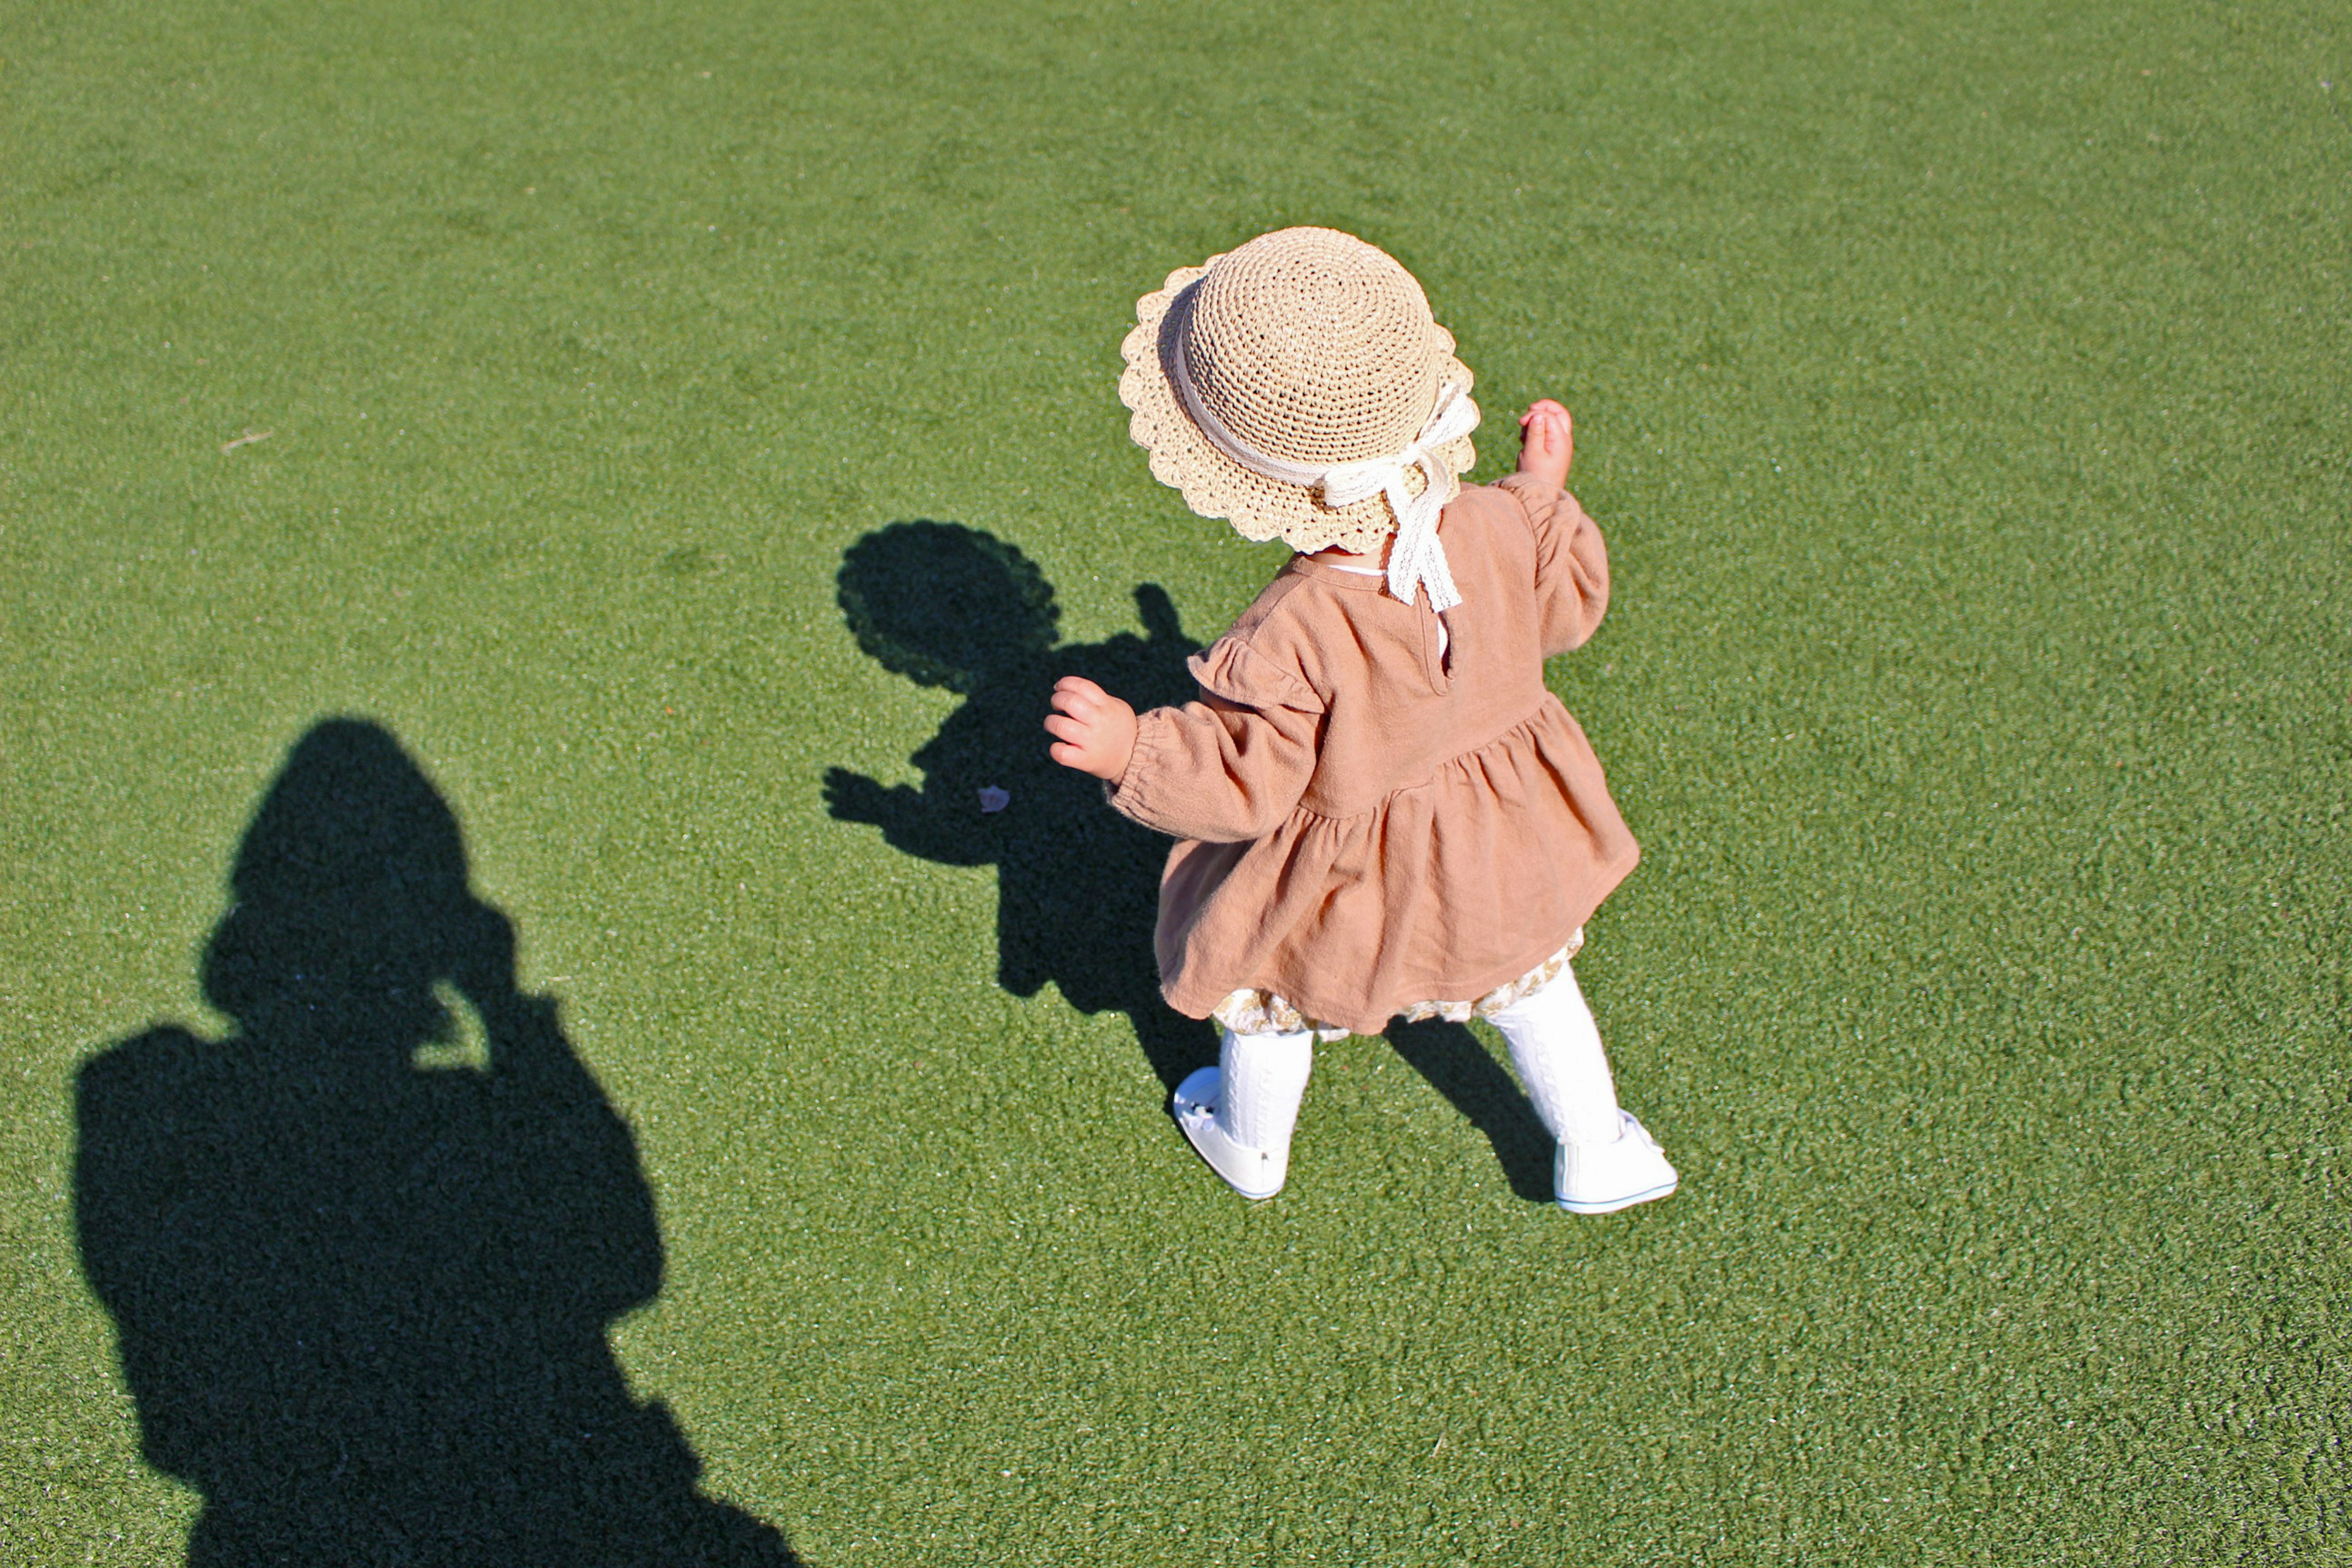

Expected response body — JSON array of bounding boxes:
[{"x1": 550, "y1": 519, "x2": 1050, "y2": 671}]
[{"x1": 1169, "y1": 334, "x2": 1480, "y2": 611}]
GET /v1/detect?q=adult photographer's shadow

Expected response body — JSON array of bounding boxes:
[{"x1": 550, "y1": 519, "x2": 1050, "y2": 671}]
[
  {"x1": 74, "y1": 719, "x2": 801, "y2": 1567},
  {"x1": 824, "y1": 521, "x2": 1217, "y2": 1090}
]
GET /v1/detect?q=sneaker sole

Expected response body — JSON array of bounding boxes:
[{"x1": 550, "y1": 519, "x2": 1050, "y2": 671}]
[
  {"x1": 1556, "y1": 1178, "x2": 1678, "y2": 1215},
  {"x1": 1174, "y1": 1112, "x2": 1286, "y2": 1199}
]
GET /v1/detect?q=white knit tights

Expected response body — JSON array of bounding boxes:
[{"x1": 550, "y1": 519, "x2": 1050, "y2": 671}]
[
  {"x1": 1214, "y1": 1027, "x2": 1316, "y2": 1155},
  {"x1": 1214, "y1": 967, "x2": 1622, "y2": 1155},
  {"x1": 1487, "y1": 964, "x2": 1625, "y2": 1147}
]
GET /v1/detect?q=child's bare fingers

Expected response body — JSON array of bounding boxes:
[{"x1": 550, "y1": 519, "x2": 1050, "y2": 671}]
[
  {"x1": 1054, "y1": 675, "x2": 1104, "y2": 701},
  {"x1": 1044, "y1": 712, "x2": 1089, "y2": 744},
  {"x1": 1048, "y1": 687, "x2": 1096, "y2": 720},
  {"x1": 1048, "y1": 741, "x2": 1086, "y2": 768}
]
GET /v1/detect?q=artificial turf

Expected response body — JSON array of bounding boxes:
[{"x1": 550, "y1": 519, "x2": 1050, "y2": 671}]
[{"x1": 2, "y1": 0, "x2": 2347, "y2": 1561}]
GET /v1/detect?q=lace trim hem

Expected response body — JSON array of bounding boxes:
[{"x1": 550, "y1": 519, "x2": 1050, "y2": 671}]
[{"x1": 1209, "y1": 927, "x2": 1585, "y2": 1042}]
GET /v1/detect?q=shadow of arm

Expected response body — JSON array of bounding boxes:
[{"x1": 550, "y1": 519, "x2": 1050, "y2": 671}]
[
  {"x1": 455, "y1": 910, "x2": 666, "y2": 1314},
  {"x1": 72, "y1": 1029, "x2": 217, "y2": 1479},
  {"x1": 1135, "y1": 582, "x2": 1189, "y2": 647},
  {"x1": 824, "y1": 766, "x2": 991, "y2": 865}
]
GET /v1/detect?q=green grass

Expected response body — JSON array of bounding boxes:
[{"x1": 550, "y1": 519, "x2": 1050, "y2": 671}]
[{"x1": 4, "y1": 0, "x2": 2348, "y2": 1562}]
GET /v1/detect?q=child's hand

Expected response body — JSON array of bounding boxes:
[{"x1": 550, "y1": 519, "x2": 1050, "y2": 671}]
[
  {"x1": 1516, "y1": 399, "x2": 1574, "y2": 489},
  {"x1": 1046, "y1": 676, "x2": 1139, "y2": 781}
]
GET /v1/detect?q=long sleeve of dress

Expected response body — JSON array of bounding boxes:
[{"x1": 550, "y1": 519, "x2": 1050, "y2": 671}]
[
  {"x1": 1496, "y1": 473, "x2": 1611, "y2": 657},
  {"x1": 1107, "y1": 637, "x2": 1323, "y2": 844}
]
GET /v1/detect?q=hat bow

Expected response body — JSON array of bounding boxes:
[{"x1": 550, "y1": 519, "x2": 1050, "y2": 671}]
[{"x1": 1170, "y1": 337, "x2": 1480, "y2": 611}]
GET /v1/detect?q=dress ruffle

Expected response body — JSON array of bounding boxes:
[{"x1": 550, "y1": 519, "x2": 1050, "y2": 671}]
[
  {"x1": 1156, "y1": 697, "x2": 1637, "y2": 1035},
  {"x1": 1188, "y1": 637, "x2": 1324, "y2": 715},
  {"x1": 1212, "y1": 928, "x2": 1585, "y2": 1041}
]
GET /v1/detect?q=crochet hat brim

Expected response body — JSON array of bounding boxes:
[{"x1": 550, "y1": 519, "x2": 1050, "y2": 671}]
[{"x1": 1118, "y1": 260, "x2": 1479, "y2": 557}]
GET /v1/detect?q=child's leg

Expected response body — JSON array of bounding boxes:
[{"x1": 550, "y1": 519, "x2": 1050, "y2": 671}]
[
  {"x1": 1170, "y1": 1027, "x2": 1314, "y2": 1199},
  {"x1": 1216, "y1": 1027, "x2": 1315, "y2": 1152},
  {"x1": 1486, "y1": 965, "x2": 1623, "y2": 1146},
  {"x1": 1488, "y1": 965, "x2": 1678, "y2": 1213}
]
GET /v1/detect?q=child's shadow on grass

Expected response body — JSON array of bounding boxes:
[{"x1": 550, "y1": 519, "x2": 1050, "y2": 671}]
[
  {"x1": 824, "y1": 521, "x2": 1218, "y2": 1090},
  {"x1": 826, "y1": 523, "x2": 1561, "y2": 1198},
  {"x1": 1385, "y1": 1019, "x2": 1558, "y2": 1203},
  {"x1": 75, "y1": 720, "x2": 804, "y2": 1567}
]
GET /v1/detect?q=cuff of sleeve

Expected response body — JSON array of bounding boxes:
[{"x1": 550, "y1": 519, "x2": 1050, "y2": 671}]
[
  {"x1": 1494, "y1": 470, "x2": 1566, "y2": 507},
  {"x1": 1104, "y1": 707, "x2": 1172, "y2": 826},
  {"x1": 1495, "y1": 472, "x2": 1594, "y2": 549}
]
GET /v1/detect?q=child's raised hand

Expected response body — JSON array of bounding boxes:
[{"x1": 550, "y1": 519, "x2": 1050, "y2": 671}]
[
  {"x1": 1515, "y1": 399, "x2": 1574, "y2": 489},
  {"x1": 1046, "y1": 676, "x2": 1139, "y2": 782}
]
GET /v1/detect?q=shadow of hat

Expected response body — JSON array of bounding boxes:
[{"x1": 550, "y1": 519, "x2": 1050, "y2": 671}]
[{"x1": 837, "y1": 521, "x2": 1059, "y2": 693}]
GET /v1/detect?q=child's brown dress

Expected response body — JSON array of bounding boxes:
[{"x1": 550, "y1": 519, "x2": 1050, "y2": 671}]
[{"x1": 1107, "y1": 473, "x2": 1640, "y2": 1037}]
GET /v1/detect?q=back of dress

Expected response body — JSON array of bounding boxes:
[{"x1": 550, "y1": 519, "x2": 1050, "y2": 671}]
[
  {"x1": 1281, "y1": 479, "x2": 1566, "y2": 819},
  {"x1": 1111, "y1": 473, "x2": 1639, "y2": 1034}
]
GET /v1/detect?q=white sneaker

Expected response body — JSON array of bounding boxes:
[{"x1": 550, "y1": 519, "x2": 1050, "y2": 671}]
[
  {"x1": 1556, "y1": 1112, "x2": 1678, "y2": 1213},
  {"x1": 1172, "y1": 1066, "x2": 1289, "y2": 1199}
]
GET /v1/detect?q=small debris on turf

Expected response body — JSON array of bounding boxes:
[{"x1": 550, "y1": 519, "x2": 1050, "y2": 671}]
[
  {"x1": 219, "y1": 429, "x2": 273, "y2": 454},
  {"x1": 978, "y1": 785, "x2": 1009, "y2": 813}
]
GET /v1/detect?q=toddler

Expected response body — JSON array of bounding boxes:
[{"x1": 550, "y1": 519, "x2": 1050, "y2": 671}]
[{"x1": 1046, "y1": 227, "x2": 1675, "y2": 1213}]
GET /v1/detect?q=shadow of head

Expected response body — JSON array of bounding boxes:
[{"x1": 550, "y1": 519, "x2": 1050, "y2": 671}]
[
  {"x1": 199, "y1": 718, "x2": 507, "y2": 1047},
  {"x1": 839, "y1": 520, "x2": 1060, "y2": 693}
]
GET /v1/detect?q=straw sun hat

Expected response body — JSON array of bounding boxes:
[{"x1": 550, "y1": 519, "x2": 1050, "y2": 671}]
[{"x1": 1118, "y1": 226, "x2": 1480, "y2": 607}]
